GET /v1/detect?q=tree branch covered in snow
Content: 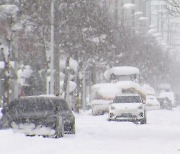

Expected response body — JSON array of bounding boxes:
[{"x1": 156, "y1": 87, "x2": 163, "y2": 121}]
[{"x1": 0, "y1": 0, "x2": 173, "y2": 96}]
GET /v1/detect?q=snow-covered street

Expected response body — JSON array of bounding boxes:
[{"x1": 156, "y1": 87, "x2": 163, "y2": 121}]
[
  {"x1": 1, "y1": 1, "x2": 180, "y2": 154},
  {"x1": 0, "y1": 107, "x2": 180, "y2": 154}
]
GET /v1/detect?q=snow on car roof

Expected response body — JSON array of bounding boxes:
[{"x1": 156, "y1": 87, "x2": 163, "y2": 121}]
[
  {"x1": 19, "y1": 95, "x2": 64, "y2": 100},
  {"x1": 91, "y1": 83, "x2": 120, "y2": 99},
  {"x1": 91, "y1": 83, "x2": 116, "y2": 91},
  {"x1": 104, "y1": 66, "x2": 139, "y2": 80},
  {"x1": 116, "y1": 81, "x2": 139, "y2": 89},
  {"x1": 38, "y1": 94, "x2": 57, "y2": 97},
  {"x1": 116, "y1": 81, "x2": 146, "y2": 98},
  {"x1": 91, "y1": 81, "x2": 146, "y2": 99},
  {"x1": 115, "y1": 93, "x2": 140, "y2": 97}
]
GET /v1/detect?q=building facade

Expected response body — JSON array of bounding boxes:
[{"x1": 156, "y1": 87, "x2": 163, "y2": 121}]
[{"x1": 105, "y1": 0, "x2": 151, "y2": 28}]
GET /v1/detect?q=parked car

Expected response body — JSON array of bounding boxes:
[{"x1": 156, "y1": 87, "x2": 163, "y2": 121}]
[
  {"x1": 108, "y1": 94, "x2": 146, "y2": 124},
  {"x1": 175, "y1": 94, "x2": 180, "y2": 106},
  {"x1": 158, "y1": 84, "x2": 176, "y2": 107},
  {"x1": 90, "y1": 81, "x2": 146, "y2": 116},
  {"x1": 0, "y1": 96, "x2": 75, "y2": 138},
  {"x1": 157, "y1": 97, "x2": 172, "y2": 110},
  {"x1": 145, "y1": 94, "x2": 160, "y2": 110},
  {"x1": 90, "y1": 83, "x2": 119, "y2": 116},
  {"x1": 90, "y1": 99, "x2": 112, "y2": 115}
]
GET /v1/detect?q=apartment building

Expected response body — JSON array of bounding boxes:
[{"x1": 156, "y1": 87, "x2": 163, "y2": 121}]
[{"x1": 105, "y1": 0, "x2": 151, "y2": 31}]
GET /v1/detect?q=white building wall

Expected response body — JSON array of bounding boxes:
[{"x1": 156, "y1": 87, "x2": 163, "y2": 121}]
[{"x1": 105, "y1": 0, "x2": 149, "y2": 28}]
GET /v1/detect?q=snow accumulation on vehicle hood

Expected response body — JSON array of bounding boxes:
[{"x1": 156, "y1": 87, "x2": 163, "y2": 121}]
[
  {"x1": 104, "y1": 66, "x2": 139, "y2": 80},
  {"x1": 91, "y1": 83, "x2": 121, "y2": 99},
  {"x1": 90, "y1": 99, "x2": 111, "y2": 105},
  {"x1": 91, "y1": 81, "x2": 146, "y2": 99}
]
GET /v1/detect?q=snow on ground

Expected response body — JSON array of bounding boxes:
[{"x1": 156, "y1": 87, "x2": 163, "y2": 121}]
[{"x1": 0, "y1": 107, "x2": 180, "y2": 154}]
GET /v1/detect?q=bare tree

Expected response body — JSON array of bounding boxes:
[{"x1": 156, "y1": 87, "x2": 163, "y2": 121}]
[{"x1": 0, "y1": 4, "x2": 19, "y2": 108}]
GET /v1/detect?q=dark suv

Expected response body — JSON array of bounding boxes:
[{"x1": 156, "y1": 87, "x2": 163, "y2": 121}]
[{"x1": 0, "y1": 96, "x2": 75, "y2": 138}]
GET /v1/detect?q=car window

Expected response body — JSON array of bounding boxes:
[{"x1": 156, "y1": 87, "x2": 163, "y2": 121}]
[
  {"x1": 7, "y1": 98, "x2": 70, "y2": 114},
  {"x1": 9, "y1": 98, "x2": 55, "y2": 113},
  {"x1": 148, "y1": 98, "x2": 154, "y2": 100},
  {"x1": 48, "y1": 99, "x2": 70, "y2": 112},
  {"x1": 113, "y1": 96, "x2": 142, "y2": 103},
  {"x1": 59, "y1": 100, "x2": 69, "y2": 111}
]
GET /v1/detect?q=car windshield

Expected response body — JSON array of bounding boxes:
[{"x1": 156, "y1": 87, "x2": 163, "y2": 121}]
[
  {"x1": 9, "y1": 98, "x2": 55, "y2": 113},
  {"x1": 113, "y1": 96, "x2": 141, "y2": 103},
  {"x1": 8, "y1": 98, "x2": 69, "y2": 113}
]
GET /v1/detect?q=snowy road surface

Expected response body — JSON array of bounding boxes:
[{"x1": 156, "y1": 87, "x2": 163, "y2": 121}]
[{"x1": 0, "y1": 107, "x2": 180, "y2": 154}]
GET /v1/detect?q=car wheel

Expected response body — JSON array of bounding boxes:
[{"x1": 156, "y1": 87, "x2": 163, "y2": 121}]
[
  {"x1": 140, "y1": 117, "x2": 147, "y2": 124},
  {"x1": 101, "y1": 111, "x2": 105, "y2": 115},
  {"x1": 107, "y1": 118, "x2": 112, "y2": 121},
  {"x1": 92, "y1": 109, "x2": 97, "y2": 116},
  {"x1": 55, "y1": 116, "x2": 64, "y2": 138},
  {"x1": 1, "y1": 116, "x2": 11, "y2": 129},
  {"x1": 168, "y1": 104, "x2": 172, "y2": 110},
  {"x1": 140, "y1": 111, "x2": 147, "y2": 124},
  {"x1": 70, "y1": 123, "x2": 75, "y2": 134}
]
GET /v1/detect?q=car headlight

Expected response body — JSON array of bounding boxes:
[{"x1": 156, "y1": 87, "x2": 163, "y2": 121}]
[{"x1": 111, "y1": 106, "x2": 115, "y2": 110}]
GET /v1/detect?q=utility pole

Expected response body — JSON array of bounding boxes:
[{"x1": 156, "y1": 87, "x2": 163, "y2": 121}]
[
  {"x1": 50, "y1": 0, "x2": 55, "y2": 94},
  {"x1": 114, "y1": 0, "x2": 119, "y2": 27},
  {"x1": 63, "y1": 57, "x2": 70, "y2": 105},
  {"x1": 167, "y1": 14, "x2": 170, "y2": 46},
  {"x1": 82, "y1": 65, "x2": 86, "y2": 111}
]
